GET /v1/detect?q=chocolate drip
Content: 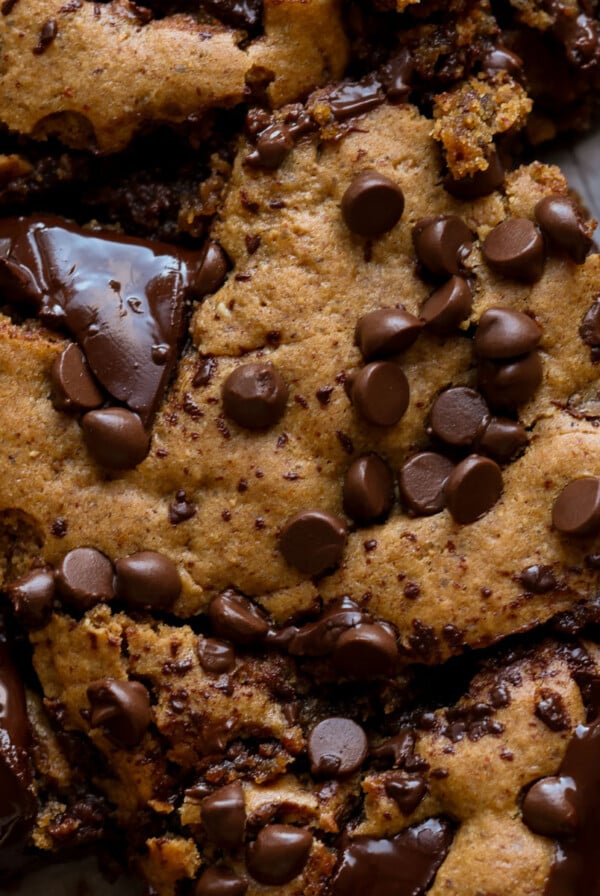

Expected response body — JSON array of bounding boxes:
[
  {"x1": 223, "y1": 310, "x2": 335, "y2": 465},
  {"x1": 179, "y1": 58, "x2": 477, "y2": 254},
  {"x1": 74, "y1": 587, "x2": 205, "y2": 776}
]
[
  {"x1": 544, "y1": 720, "x2": 600, "y2": 896},
  {"x1": 0, "y1": 216, "x2": 205, "y2": 424},
  {"x1": 0, "y1": 625, "x2": 35, "y2": 868}
]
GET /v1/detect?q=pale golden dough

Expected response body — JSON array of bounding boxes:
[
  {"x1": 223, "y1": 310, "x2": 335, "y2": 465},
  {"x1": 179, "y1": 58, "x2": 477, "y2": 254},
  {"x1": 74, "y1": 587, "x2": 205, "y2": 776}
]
[{"x1": 0, "y1": 0, "x2": 348, "y2": 151}]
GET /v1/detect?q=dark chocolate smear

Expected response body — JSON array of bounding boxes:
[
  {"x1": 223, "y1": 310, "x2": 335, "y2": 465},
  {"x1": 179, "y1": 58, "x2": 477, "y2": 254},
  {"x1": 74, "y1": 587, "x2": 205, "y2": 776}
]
[
  {"x1": 0, "y1": 625, "x2": 36, "y2": 868},
  {"x1": 332, "y1": 818, "x2": 453, "y2": 896},
  {"x1": 0, "y1": 215, "x2": 204, "y2": 424}
]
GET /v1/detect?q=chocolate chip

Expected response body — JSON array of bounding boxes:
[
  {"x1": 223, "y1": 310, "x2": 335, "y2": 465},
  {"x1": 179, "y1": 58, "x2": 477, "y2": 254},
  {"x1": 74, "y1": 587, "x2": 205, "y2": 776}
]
[
  {"x1": 429, "y1": 387, "x2": 490, "y2": 447},
  {"x1": 522, "y1": 777, "x2": 578, "y2": 838},
  {"x1": 195, "y1": 868, "x2": 248, "y2": 896},
  {"x1": 341, "y1": 172, "x2": 405, "y2": 237},
  {"x1": 196, "y1": 241, "x2": 228, "y2": 296},
  {"x1": 7, "y1": 568, "x2": 55, "y2": 628},
  {"x1": 280, "y1": 510, "x2": 347, "y2": 576},
  {"x1": 535, "y1": 689, "x2": 570, "y2": 732},
  {"x1": 412, "y1": 216, "x2": 473, "y2": 277},
  {"x1": 169, "y1": 490, "x2": 197, "y2": 525},
  {"x1": 50, "y1": 344, "x2": 104, "y2": 412},
  {"x1": 332, "y1": 622, "x2": 398, "y2": 678},
  {"x1": 477, "y1": 352, "x2": 543, "y2": 409},
  {"x1": 197, "y1": 637, "x2": 236, "y2": 674},
  {"x1": 115, "y1": 551, "x2": 181, "y2": 610},
  {"x1": 81, "y1": 408, "x2": 149, "y2": 470},
  {"x1": 355, "y1": 308, "x2": 423, "y2": 361},
  {"x1": 420, "y1": 276, "x2": 473, "y2": 335},
  {"x1": 350, "y1": 361, "x2": 409, "y2": 426},
  {"x1": 384, "y1": 773, "x2": 427, "y2": 815},
  {"x1": 552, "y1": 477, "x2": 600, "y2": 536},
  {"x1": 477, "y1": 417, "x2": 528, "y2": 462},
  {"x1": 55, "y1": 548, "x2": 115, "y2": 610},
  {"x1": 208, "y1": 590, "x2": 269, "y2": 645},
  {"x1": 519, "y1": 565, "x2": 557, "y2": 594},
  {"x1": 222, "y1": 362, "x2": 288, "y2": 430},
  {"x1": 474, "y1": 308, "x2": 542, "y2": 359},
  {"x1": 325, "y1": 77, "x2": 385, "y2": 122},
  {"x1": 246, "y1": 124, "x2": 293, "y2": 170},
  {"x1": 201, "y1": 782, "x2": 246, "y2": 850},
  {"x1": 33, "y1": 17, "x2": 57, "y2": 54},
  {"x1": 535, "y1": 195, "x2": 592, "y2": 264},
  {"x1": 482, "y1": 219, "x2": 545, "y2": 282},
  {"x1": 444, "y1": 455, "x2": 503, "y2": 524},
  {"x1": 307, "y1": 717, "x2": 368, "y2": 777},
  {"x1": 343, "y1": 454, "x2": 394, "y2": 524},
  {"x1": 87, "y1": 678, "x2": 151, "y2": 747},
  {"x1": 399, "y1": 451, "x2": 454, "y2": 516},
  {"x1": 444, "y1": 149, "x2": 505, "y2": 200},
  {"x1": 246, "y1": 825, "x2": 313, "y2": 886}
]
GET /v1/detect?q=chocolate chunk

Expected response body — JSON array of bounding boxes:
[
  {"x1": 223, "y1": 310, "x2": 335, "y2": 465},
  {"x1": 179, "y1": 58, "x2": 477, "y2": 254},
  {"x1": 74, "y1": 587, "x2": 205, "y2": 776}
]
[
  {"x1": 429, "y1": 387, "x2": 490, "y2": 447},
  {"x1": 0, "y1": 217, "x2": 204, "y2": 425},
  {"x1": 280, "y1": 510, "x2": 347, "y2": 576},
  {"x1": 343, "y1": 454, "x2": 394, "y2": 524},
  {"x1": 420, "y1": 276, "x2": 473, "y2": 335},
  {"x1": 371, "y1": 730, "x2": 416, "y2": 766},
  {"x1": 519, "y1": 565, "x2": 557, "y2": 594},
  {"x1": 535, "y1": 689, "x2": 570, "y2": 732},
  {"x1": 246, "y1": 124, "x2": 293, "y2": 170},
  {"x1": 246, "y1": 825, "x2": 313, "y2": 886},
  {"x1": 201, "y1": 0, "x2": 261, "y2": 29},
  {"x1": 477, "y1": 417, "x2": 528, "y2": 462},
  {"x1": 580, "y1": 301, "x2": 600, "y2": 348},
  {"x1": 222, "y1": 362, "x2": 288, "y2": 430},
  {"x1": 7, "y1": 568, "x2": 55, "y2": 628},
  {"x1": 208, "y1": 591, "x2": 269, "y2": 646},
  {"x1": 355, "y1": 308, "x2": 423, "y2": 361},
  {"x1": 325, "y1": 77, "x2": 385, "y2": 122},
  {"x1": 341, "y1": 171, "x2": 404, "y2": 238},
  {"x1": 87, "y1": 678, "x2": 151, "y2": 747},
  {"x1": 444, "y1": 455, "x2": 503, "y2": 524},
  {"x1": 552, "y1": 477, "x2": 600, "y2": 536},
  {"x1": 115, "y1": 551, "x2": 181, "y2": 610},
  {"x1": 399, "y1": 452, "x2": 454, "y2": 516},
  {"x1": 201, "y1": 782, "x2": 246, "y2": 850},
  {"x1": 384, "y1": 773, "x2": 427, "y2": 815},
  {"x1": 196, "y1": 241, "x2": 228, "y2": 297},
  {"x1": 482, "y1": 219, "x2": 545, "y2": 282},
  {"x1": 56, "y1": 548, "x2": 115, "y2": 610},
  {"x1": 474, "y1": 308, "x2": 542, "y2": 360},
  {"x1": 412, "y1": 216, "x2": 473, "y2": 278},
  {"x1": 50, "y1": 343, "x2": 104, "y2": 412},
  {"x1": 33, "y1": 18, "x2": 57, "y2": 55},
  {"x1": 477, "y1": 352, "x2": 543, "y2": 409},
  {"x1": 350, "y1": 362, "x2": 409, "y2": 426},
  {"x1": 444, "y1": 149, "x2": 505, "y2": 200},
  {"x1": 81, "y1": 408, "x2": 149, "y2": 470},
  {"x1": 379, "y1": 49, "x2": 414, "y2": 102},
  {"x1": 482, "y1": 45, "x2": 523, "y2": 78},
  {"x1": 195, "y1": 867, "x2": 248, "y2": 896},
  {"x1": 332, "y1": 622, "x2": 398, "y2": 678},
  {"x1": 332, "y1": 818, "x2": 453, "y2": 896},
  {"x1": 307, "y1": 717, "x2": 368, "y2": 777},
  {"x1": 522, "y1": 777, "x2": 578, "y2": 838},
  {"x1": 0, "y1": 634, "x2": 36, "y2": 866},
  {"x1": 197, "y1": 638, "x2": 236, "y2": 674},
  {"x1": 287, "y1": 597, "x2": 364, "y2": 657},
  {"x1": 535, "y1": 195, "x2": 592, "y2": 264}
]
